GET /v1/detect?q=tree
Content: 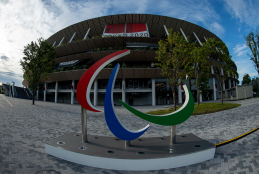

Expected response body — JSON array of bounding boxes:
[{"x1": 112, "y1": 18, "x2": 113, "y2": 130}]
[
  {"x1": 244, "y1": 31, "x2": 259, "y2": 76},
  {"x1": 186, "y1": 41, "x2": 210, "y2": 105},
  {"x1": 203, "y1": 38, "x2": 235, "y2": 105},
  {"x1": 197, "y1": 76, "x2": 210, "y2": 98},
  {"x1": 20, "y1": 38, "x2": 56, "y2": 105},
  {"x1": 156, "y1": 29, "x2": 191, "y2": 111},
  {"x1": 242, "y1": 73, "x2": 251, "y2": 85}
]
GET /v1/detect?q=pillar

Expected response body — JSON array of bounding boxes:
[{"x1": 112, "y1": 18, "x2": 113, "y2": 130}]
[
  {"x1": 52, "y1": 41, "x2": 56, "y2": 47},
  {"x1": 221, "y1": 68, "x2": 225, "y2": 90},
  {"x1": 71, "y1": 80, "x2": 75, "y2": 104},
  {"x1": 180, "y1": 28, "x2": 188, "y2": 42},
  {"x1": 55, "y1": 81, "x2": 58, "y2": 103},
  {"x1": 164, "y1": 25, "x2": 169, "y2": 36},
  {"x1": 122, "y1": 78, "x2": 126, "y2": 102},
  {"x1": 36, "y1": 88, "x2": 39, "y2": 100},
  {"x1": 166, "y1": 81, "x2": 170, "y2": 104},
  {"x1": 193, "y1": 32, "x2": 202, "y2": 46},
  {"x1": 84, "y1": 28, "x2": 91, "y2": 40},
  {"x1": 94, "y1": 80, "x2": 98, "y2": 106},
  {"x1": 69, "y1": 32, "x2": 76, "y2": 43},
  {"x1": 152, "y1": 78, "x2": 156, "y2": 106},
  {"x1": 212, "y1": 79, "x2": 217, "y2": 100},
  {"x1": 44, "y1": 82, "x2": 47, "y2": 101},
  {"x1": 211, "y1": 66, "x2": 217, "y2": 100},
  {"x1": 58, "y1": 37, "x2": 65, "y2": 46},
  {"x1": 178, "y1": 82, "x2": 182, "y2": 104}
]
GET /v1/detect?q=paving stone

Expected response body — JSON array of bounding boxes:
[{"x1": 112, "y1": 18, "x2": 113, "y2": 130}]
[{"x1": 1, "y1": 94, "x2": 259, "y2": 173}]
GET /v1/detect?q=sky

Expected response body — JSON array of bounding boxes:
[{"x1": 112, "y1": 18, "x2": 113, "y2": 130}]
[{"x1": 0, "y1": 0, "x2": 258, "y2": 87}]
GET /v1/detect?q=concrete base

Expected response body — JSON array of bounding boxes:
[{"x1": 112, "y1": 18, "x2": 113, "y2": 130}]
[{"x1": 45, "y1": 133, "x2": 215, "y2": 171}]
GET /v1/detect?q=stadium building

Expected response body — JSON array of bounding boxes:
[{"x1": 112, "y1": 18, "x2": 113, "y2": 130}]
[{"x1": 22, "y1": 14, "x2": 239, "y2": 106}]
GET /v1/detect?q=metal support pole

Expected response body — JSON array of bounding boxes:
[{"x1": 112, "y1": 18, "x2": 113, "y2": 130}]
[
  {"x1": 81, "y1": 106, "x2": 88, "y2": 143},
  {"x1": 84, "y1": 28, "x2": 91, "y2": 40},
  {"x1": 58, "y1": 37, "x2": 65, "y2": 46},
  {"x1": 152, "y1": 78, "x2": 156, "y2": 106},
  {"x1": 125, "y1": 141, "x2": 130, "y2": 147},
  {"x1": 122, "y1": 78, "x2": 126, "y2": 102},
  {"x1": 163, "y1": 25, "x2": 169, "y2": 36},
  {"x1": 170, "y1": 125, "x2": 176, "y2": 146},
  {"x1": 44, "y1": 82, "x2": 47, "y2": 102},
  {"x1": 55, "y1": 81, "x2": 58, "y2": 103}
]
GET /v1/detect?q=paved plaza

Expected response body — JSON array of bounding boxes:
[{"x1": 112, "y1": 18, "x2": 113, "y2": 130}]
[{"x1": 0, "y1": 94, "x2": 259, "y2": 174}]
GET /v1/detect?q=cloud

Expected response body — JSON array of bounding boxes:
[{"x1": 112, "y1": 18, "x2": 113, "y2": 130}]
[
  {"x1": 0, "y1": 70, "x2": 23, "y2": 78},
  {"x1": 152, "y1": 0, "x2": 225, "y2": 36},
  {"x1": 0, "y1": 72, "x2": 23, "y2": 87},
  {"x1": 208, "y1": 22, "x2": 225, "y2": 36},
  {"x1": 233, "y1": 43, "x2": 249, "y2": 57},
  {"x1": 223, "y1": 0, "x2": 259, "y2": 28},
  {"x1": 234, "y1": 57, "x2": 258, "y2": 82},
  {"x1": 0, "y1": 0, "x2": 225, "y2": 87},
  {"x1": 232, "y1": 42, "x2": 257, "y2": 81},
  {"x1": 0, "y1": 54, "x2": 10, "y2": 61}
]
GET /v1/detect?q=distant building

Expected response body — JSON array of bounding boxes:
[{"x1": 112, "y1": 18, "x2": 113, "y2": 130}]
[
  {"x1": 22, "y1": 14, "x2": 239, "y2": 105},
  {"x1": 2, "y1": 83, "x2": 32, "y2": 99}
]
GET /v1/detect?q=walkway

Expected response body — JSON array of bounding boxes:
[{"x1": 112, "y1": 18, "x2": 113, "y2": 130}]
[{"x1": 0, "y1": 95, "x2": 258, "y2": 173}]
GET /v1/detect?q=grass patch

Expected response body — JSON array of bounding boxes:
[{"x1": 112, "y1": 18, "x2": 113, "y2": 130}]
[{"x1": 146, "y1": 103, "x2": 241, "y2": 116}]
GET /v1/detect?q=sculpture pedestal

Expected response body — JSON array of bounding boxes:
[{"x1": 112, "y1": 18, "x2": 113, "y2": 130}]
[{"x1": 45, "y1": 133, "x2": 215, "y2": 171}]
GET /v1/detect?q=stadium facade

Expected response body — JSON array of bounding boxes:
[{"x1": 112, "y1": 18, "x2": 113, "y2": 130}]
[{"x1": 22, "y1": 14, "x2": 239, "y2": 106}]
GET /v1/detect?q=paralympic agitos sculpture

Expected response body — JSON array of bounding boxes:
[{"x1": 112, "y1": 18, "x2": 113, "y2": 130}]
[
  {"x1": 45, "y1": 50, "x2": 215, "y2": 171},
  {"x1": 77, "y1": 49, "x2": 194, "y2": 141}
]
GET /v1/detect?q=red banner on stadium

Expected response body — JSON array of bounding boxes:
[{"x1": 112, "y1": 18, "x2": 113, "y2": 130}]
[{"x1": 103, "y1": 23, "x2": 149, "y2": 37}]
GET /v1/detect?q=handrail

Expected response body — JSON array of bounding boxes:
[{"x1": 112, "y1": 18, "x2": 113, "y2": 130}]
[{"x1": 23, "y1": 87, "x2": 31, "y2": 99}]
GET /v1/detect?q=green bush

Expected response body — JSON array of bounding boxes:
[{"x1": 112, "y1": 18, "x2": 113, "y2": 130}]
[{"x1": 147, "y1": 103, "x2": 241, "y2": 116}]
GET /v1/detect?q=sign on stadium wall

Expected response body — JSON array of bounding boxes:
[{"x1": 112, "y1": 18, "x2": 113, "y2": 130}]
[{"x1": 102, "y1": 23, "x2": 149, "y2": 37}]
